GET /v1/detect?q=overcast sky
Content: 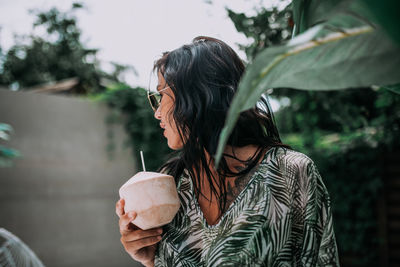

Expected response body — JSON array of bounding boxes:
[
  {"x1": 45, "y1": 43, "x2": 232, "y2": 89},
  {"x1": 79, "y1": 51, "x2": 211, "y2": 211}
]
[{"x1": 0, "y1": 0, "x2": 287, "y2": 87}]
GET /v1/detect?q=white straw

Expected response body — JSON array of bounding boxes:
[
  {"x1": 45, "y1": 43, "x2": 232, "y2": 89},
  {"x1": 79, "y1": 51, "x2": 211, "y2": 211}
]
[{"x1": 140, "y1": 151, "x2": 146, "y2": 172}]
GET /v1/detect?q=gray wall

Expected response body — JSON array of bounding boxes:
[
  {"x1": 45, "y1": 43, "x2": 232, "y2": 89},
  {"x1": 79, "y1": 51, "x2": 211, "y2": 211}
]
[{"x1": 0, "y1": 89, "x2": 142, "y2": 267}]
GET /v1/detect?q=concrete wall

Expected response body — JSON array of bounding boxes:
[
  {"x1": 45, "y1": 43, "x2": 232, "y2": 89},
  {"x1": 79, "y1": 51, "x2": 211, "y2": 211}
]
[{"x1": 0, "y1": 89, "x2": 141, "y2": 267}]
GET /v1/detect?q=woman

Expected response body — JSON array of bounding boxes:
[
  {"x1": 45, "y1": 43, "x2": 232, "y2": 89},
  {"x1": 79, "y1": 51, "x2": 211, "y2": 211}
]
[{"x1": 116, "y1": 36, "x2": 339, "y2": 266}]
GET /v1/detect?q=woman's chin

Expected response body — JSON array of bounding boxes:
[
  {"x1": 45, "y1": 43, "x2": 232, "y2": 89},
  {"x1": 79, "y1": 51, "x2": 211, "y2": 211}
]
[
  {"x1": 163, "y1": 129, "x2": 184, "y2": 150},
  {"x1": 167, "y1": 143, "x2": 182, "y2": 150},
  {"x1": 167, "y1": 139, "x2": 184, "y2": 150}
]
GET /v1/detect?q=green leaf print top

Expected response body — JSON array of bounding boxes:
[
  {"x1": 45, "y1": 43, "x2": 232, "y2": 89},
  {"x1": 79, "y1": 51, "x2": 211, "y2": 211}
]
[{"x1": 155, "y1": 147, "x2": 339, "y2": 266}]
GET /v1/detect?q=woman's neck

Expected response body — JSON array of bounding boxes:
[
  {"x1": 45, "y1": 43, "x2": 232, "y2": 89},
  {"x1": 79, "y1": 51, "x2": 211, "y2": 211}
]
[
  {"x1": 203, "y1": 145, "x2": 263, "y2": 171},
  {"x1": 199, "y1": 144, "x2": 265, "y2": 193},
  {"x1": 223, "y1": 145, "x2": 262, "y2": 167},
  {"x1": 197, "y1": 144, "x2": 266, "y2": 225}
]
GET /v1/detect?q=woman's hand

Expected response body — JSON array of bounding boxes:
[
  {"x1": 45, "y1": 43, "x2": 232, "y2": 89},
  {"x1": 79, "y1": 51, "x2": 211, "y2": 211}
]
[{"x1": 116, "y1": 199, "x2": 163, "y2": 267}]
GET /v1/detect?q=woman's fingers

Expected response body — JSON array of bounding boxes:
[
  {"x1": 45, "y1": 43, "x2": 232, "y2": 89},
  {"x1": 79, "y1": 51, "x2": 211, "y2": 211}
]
[
  {"x1": 119, "y1": 211, "x2": 137, "y2": 234},
  {"x1": 123, "y1": 235, "x2": 162, "y2": 252},
  {"x1": 116, "y1": 199, "x2": 125, "y2": 218},
  {"x1": 116, "y1": 200, "x2": 159, "y2": 266},
  {"x1": 121, "y1": 228, "x2": 163, "y2": 242}
]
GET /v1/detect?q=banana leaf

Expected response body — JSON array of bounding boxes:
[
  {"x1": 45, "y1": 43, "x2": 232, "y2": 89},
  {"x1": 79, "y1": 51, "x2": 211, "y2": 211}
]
[{"x1": 215, "y1": 0, "x2": 400, "y2": 166}]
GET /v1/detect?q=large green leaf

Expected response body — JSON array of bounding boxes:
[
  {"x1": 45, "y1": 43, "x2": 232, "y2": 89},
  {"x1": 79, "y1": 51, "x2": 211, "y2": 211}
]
[
  {"x1": 292, "y1": 0, "x2": 344, "y2": 36},
  {"x1": 362, "y1": 0, "x2": 400, "y2": 45},
  {"x1": 381, "y1": 83, "x2": 400, "y2": 94},
  {"x1": 215, "y1": 0, "x2": 400, "y2": 166},
  {"x1": 0, "y1": 123, "x2": 13, "y2": 132},
  {"x1": 0, "y1": 123, "x2": 13, "y2": 141}
]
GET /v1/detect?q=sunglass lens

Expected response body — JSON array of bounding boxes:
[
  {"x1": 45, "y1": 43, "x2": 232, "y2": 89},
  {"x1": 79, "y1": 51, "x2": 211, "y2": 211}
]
[{"x1": 148, "y1": 94, "x2": 159, "y2": 111}]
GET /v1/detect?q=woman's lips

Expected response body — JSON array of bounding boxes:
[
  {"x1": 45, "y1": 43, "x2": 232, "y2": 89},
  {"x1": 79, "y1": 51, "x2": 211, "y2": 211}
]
[{"x1": 160, "y1": 123, "x2": 166, "y2": 136}]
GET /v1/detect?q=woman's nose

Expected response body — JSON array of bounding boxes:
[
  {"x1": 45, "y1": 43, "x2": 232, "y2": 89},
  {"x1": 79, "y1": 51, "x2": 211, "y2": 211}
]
[{"x1": 154, "y1": 106, "x2": 162, "y2": 120}]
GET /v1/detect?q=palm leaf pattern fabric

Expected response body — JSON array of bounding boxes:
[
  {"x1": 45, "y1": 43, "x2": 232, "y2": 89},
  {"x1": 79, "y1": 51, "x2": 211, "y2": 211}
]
[{"x1": 155, "y1": 147, "x2": 339, "y2": 266}]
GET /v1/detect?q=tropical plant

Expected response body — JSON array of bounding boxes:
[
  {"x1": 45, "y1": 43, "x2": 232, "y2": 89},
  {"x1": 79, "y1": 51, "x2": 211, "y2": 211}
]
[
  {"x1": 216, "y1": 0, "x2": 400, "y2": 163},
  {"x1": 0, "y1": 123, "x2": 20, "y2": 168},
  {"x1": 0, "y1": 228, "x2": 45, "y2": 267}
]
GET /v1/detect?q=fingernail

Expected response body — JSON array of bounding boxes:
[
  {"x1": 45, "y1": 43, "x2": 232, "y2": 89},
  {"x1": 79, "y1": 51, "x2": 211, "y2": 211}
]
[
  {"x1": 128, "y1": 211, "x2": 136, "y2": 218},
  {"x1": 157, "y1": 235, "x2": 162, "y2": 240},
  {"x1": 158, "y1": 229, "x2": 163, "y2": 234}
]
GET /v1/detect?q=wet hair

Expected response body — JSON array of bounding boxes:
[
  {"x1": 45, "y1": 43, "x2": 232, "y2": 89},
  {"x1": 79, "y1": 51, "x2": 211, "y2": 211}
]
[{"x1": 154, "y1": 36, "x2": 289, "y2": 215}]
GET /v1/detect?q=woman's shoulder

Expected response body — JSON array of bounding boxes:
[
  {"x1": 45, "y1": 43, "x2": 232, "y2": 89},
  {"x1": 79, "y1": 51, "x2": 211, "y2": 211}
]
[
  {"x1": 270, "y1": 146, "x2": 316, "y2": 170},
  {"x1": 266, "y1": 147, "x2": 326, "y2": 196}
]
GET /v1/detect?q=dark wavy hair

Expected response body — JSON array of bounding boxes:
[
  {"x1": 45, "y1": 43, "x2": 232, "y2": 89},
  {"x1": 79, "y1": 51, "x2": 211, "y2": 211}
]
[{"x1": 154, "y1": 36, "x2": 288, "y2": 215}]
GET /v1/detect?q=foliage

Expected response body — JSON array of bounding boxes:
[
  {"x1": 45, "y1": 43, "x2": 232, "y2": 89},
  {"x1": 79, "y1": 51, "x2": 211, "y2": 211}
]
[
  {"x1": 0, "y1": 3, "x2": 114, "y2": 94},
  {"x1": 0, "y1": 123, "x2": 20, "y2": 168},
  {"x1": 0, "y1": 228, "x2": 45, "y2": 266},
  {"x1": 216, "y1": 0, "x2": 400, "y2": 164},
  {"x1": 346, "y1": 0, "x2": 400, "y2": 45},
  {"x1": 281, "y1": 87, "x2": 400, "y2": 266},
  {"x1": 226, "y1": 1, "x2": 400, "y2": 266},
  {"x1": 227, "y1": 5, "x2": 293, "y2": 61},
  {"x1": 93, "y1": 84, "x2": 171, "y2": 171},
  {"x1": 308, "y1": 137, "x2": 384, "y2": 266},
  {"x1": 0, "y1": 4, "x2": 153, "y2": 171}
]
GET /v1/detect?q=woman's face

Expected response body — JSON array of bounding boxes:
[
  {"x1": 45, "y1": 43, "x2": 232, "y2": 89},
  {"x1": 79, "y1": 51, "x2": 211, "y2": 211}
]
[{"x1": 154, "y1": 72, "x2": 184, "y2": 150}]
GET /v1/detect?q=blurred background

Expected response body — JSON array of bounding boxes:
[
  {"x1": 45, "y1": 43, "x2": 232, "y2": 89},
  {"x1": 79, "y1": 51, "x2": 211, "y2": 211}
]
[{"x1": 0, "y1": 0, "x2": 399, "y2": 266}]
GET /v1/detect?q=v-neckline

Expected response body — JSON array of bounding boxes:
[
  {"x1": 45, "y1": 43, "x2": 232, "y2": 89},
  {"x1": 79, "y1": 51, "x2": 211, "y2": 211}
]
[{"x1": 188, "y1": 147, "x2": 276, "y2": 228}]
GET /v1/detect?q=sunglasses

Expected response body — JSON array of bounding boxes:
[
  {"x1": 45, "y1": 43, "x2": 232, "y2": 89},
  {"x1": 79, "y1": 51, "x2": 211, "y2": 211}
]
[{"x1": 147, "y1": 86, "x2": 170, "y2": 111}]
